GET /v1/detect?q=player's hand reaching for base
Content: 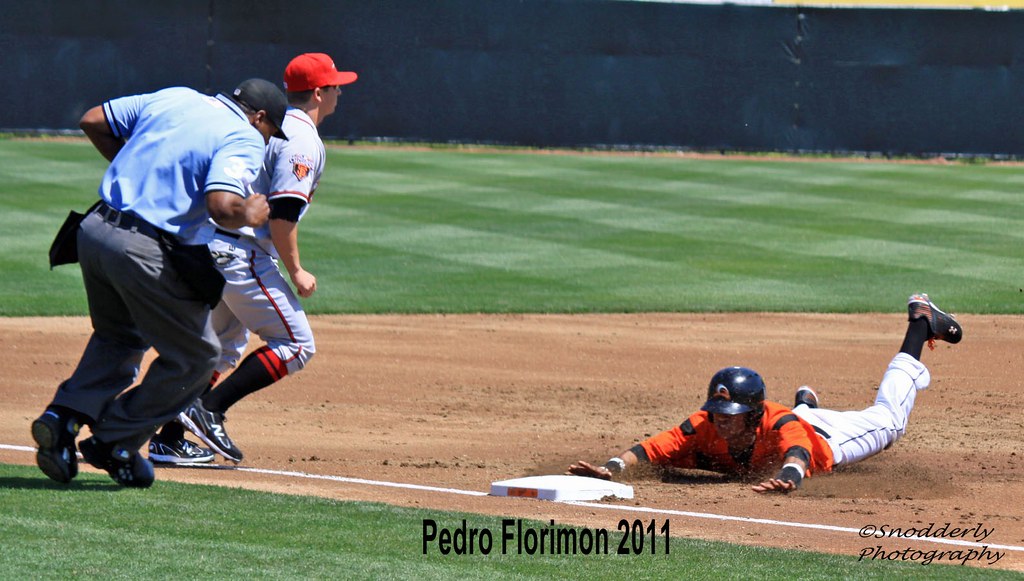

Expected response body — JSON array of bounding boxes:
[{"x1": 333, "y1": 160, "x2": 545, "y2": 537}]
[
  {"x1": 567, "y1": 460, "x2": 613, "y2": 480},
  {"x1": 751, "y1": 478, "x2": 798, "y2": 494}
]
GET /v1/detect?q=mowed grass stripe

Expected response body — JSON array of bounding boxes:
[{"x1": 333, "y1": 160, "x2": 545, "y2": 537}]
[
  {"x1": 266, "y1": 149, "x2": 1024, "y2": 312},
  {"x1": 338, "y1": 151, "x2": 1022, "y2": 252},
  {"x1": 344, "y1": 182, "x2": 1022, "y2": 272},
  {"x1": 2, "y1": 139, "x2": 1023, "y2": 315},
  {"x1": 325, "y1": 156, "x2": 1019, "y2": 297}
]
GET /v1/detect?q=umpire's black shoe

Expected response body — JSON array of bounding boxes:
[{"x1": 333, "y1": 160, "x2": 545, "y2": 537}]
[
  {"x1": 178, "y1": 400, "x2": 244, "y2": 463},
  {"x1": 31, "y1": 409, "x2": 81, "y2": 484},
  {"x1": 794, "y1": 386, "x2": 819, "y2": 409},
  {"x1": 908, "y1": 293, "x2": 962, "y2": 348},
  {"x1": 79, "y1": 437, "x2": 155, "y2": 488}
]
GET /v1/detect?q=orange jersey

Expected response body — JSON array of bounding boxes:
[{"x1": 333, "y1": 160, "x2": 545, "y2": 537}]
[{"x1": 638, "y1": 401, "x2": 834, "y2": 477}]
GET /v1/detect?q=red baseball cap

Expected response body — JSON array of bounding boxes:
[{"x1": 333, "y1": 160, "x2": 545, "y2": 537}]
[{"x1": 284, "y1": 53, "x2": 358, "y2": 92}]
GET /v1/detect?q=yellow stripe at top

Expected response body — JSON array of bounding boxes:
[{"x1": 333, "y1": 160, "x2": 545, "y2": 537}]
[{"x1": 772, "y1": 0, "x2": 1022, "y2": 7}]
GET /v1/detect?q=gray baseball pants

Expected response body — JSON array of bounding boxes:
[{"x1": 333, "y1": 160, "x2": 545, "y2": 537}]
[{"x1": 49, "y1": 211, "x2": 220, "y2": 451}]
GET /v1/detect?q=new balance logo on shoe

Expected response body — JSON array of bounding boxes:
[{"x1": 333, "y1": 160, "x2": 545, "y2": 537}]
[{"x1": 177, "y1": 400, "x2": 244, "y2": 463}]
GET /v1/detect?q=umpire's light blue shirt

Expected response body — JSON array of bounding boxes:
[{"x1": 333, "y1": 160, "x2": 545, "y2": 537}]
[{"x1": 99, "y1": 87, "x2": 265, "y2": 245}]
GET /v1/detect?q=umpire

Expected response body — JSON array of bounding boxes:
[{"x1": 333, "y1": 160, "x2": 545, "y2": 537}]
[{"x1": 31, "y1": 79, "x2": 287, "y2": 487}]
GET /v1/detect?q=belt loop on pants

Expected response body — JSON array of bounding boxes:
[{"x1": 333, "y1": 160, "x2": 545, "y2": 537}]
[{"x1": 95, "y1": 203, "x2": 166, "y2": 241}]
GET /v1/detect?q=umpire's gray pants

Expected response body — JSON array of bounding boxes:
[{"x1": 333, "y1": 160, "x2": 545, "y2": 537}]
[{"x1": 50, "y1": 212, "x2": 220, "y2": 451}]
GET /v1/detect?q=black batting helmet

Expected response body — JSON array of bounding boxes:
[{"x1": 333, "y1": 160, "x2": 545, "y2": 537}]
[{"x1": 701, "y1": 366, "x2": 766, "y2": 420}]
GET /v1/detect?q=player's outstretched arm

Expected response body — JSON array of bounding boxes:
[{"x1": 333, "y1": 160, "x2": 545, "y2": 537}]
[
  {"x1": 568, "y1": 450, "x2": 640, "y2": 480},
  {"x1": 751, "y1": 478, "x2": 798, "y2": 494},
  {"x1": 567, "y1": 460, "x2": 612, "y2": 480},
  {"x1": 752, "y1": 455, "x2": 807, "y2": 494}
]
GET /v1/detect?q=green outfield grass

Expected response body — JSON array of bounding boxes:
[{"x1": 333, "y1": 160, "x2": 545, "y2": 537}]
[
  {"x1": 1, "y1": 138, "x2": 1022, "y2": 316},
  {"x1": 0, "y1": 463, "x2": 1010, "y2": 579}
]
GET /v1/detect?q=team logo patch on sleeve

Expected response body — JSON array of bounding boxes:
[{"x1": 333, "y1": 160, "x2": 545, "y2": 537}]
[{"x1": 290, "y1": 154, "x2": 314, "y2": 181}]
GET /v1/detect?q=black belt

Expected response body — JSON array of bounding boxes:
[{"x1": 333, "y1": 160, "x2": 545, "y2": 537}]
[
  {"x1": 95, "y1": 203, "x2": 166, "y2": 241},
  {"x1": 215, "y1": 228, "x2": 242, "y2": 240},
  {"x1": 813, "y1": 425, "x2": 831, "y2": 440}
]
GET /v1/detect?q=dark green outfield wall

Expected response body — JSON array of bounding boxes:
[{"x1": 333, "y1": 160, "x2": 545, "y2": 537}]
[{"x1": 3, "y1": 0, "x2": 1022, "y2": 155}]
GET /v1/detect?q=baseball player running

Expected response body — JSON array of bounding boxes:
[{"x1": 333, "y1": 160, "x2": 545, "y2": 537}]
[
  {"x1": 568, "y1": 293, "x2": 962, "y2": 494},
  {"x1": 148, "y1": 53, "x2": 358, "y2": 464},
  {"x1": 32, "y1": 79, "x2": 283, "y2": 487}
]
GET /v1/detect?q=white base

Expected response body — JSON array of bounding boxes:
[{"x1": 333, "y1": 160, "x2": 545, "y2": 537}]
[{"x1": 490, "y1": 474, "x2": 634, "y2": 501}]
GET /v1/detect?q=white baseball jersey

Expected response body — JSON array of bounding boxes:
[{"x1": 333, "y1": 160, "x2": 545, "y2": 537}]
[
  {"x1": 221, "y1": 108, "x2": 324, "y2": 255},
  {"x1": 208, "y1": 107, "x2": 324, "y2": 375}
]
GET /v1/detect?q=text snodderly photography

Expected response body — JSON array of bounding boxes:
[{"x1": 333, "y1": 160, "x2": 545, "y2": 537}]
[{"x1": 857, "y1": 522, "x2": 1004, "y2": 566}]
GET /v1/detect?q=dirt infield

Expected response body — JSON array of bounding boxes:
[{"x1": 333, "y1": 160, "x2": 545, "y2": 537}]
[{"x1": 2, "y1": 314, "x2": 1021, "y2": 571}]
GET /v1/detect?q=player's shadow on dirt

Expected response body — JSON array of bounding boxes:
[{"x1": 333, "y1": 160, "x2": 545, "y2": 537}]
[
  {"x1": 654, "y1": 468, "x2": 732, "y2": 485},
  {"x1": 0, "y1": 476, "x2": 123, "y2": 491},
  {"x1": 800, "y1": 456, "x2": 956, "y2": 500},
  {"x1": 540, "y1": 451, "x2": 957, "y2": 499},
  {"x1": 529, "y1": 458, "x2": 734, "y2": 485}
]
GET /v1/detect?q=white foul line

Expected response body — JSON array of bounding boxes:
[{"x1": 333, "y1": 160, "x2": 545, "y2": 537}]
[
  {"x1": 230, "y1": 464, "x2": 491, "y2": 497},
  {"x1": 3, "y1": 444, "x2": 35, "y2": 453},
  {"x1": 3, "y1": 443, "x2": 1021, "y2": 553},
  {"x1": 561, "y1": 500, "x2": 1024, "y2": 552}
]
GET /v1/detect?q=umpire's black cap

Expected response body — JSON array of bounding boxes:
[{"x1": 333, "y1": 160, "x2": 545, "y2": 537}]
[{"x1": 229, "y1": 78, "x2": 289, "y2": 140}]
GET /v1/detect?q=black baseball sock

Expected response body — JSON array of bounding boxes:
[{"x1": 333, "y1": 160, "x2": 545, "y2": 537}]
[
  {"x1": 202, "y1": 370, "x2": 221, "y2": 398},
  {"x1": 158, "y1": 421, "x2": 185, "y2": 441},
  {"x1": 899, "y1": 317, "x2": 930, "y2": 360},
  {"x1": 202, "y1": 347, "x2": 286, "y2": 413},
  {"x1": 157, "y1": 371, "x2": 221, "y2": 440}
]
